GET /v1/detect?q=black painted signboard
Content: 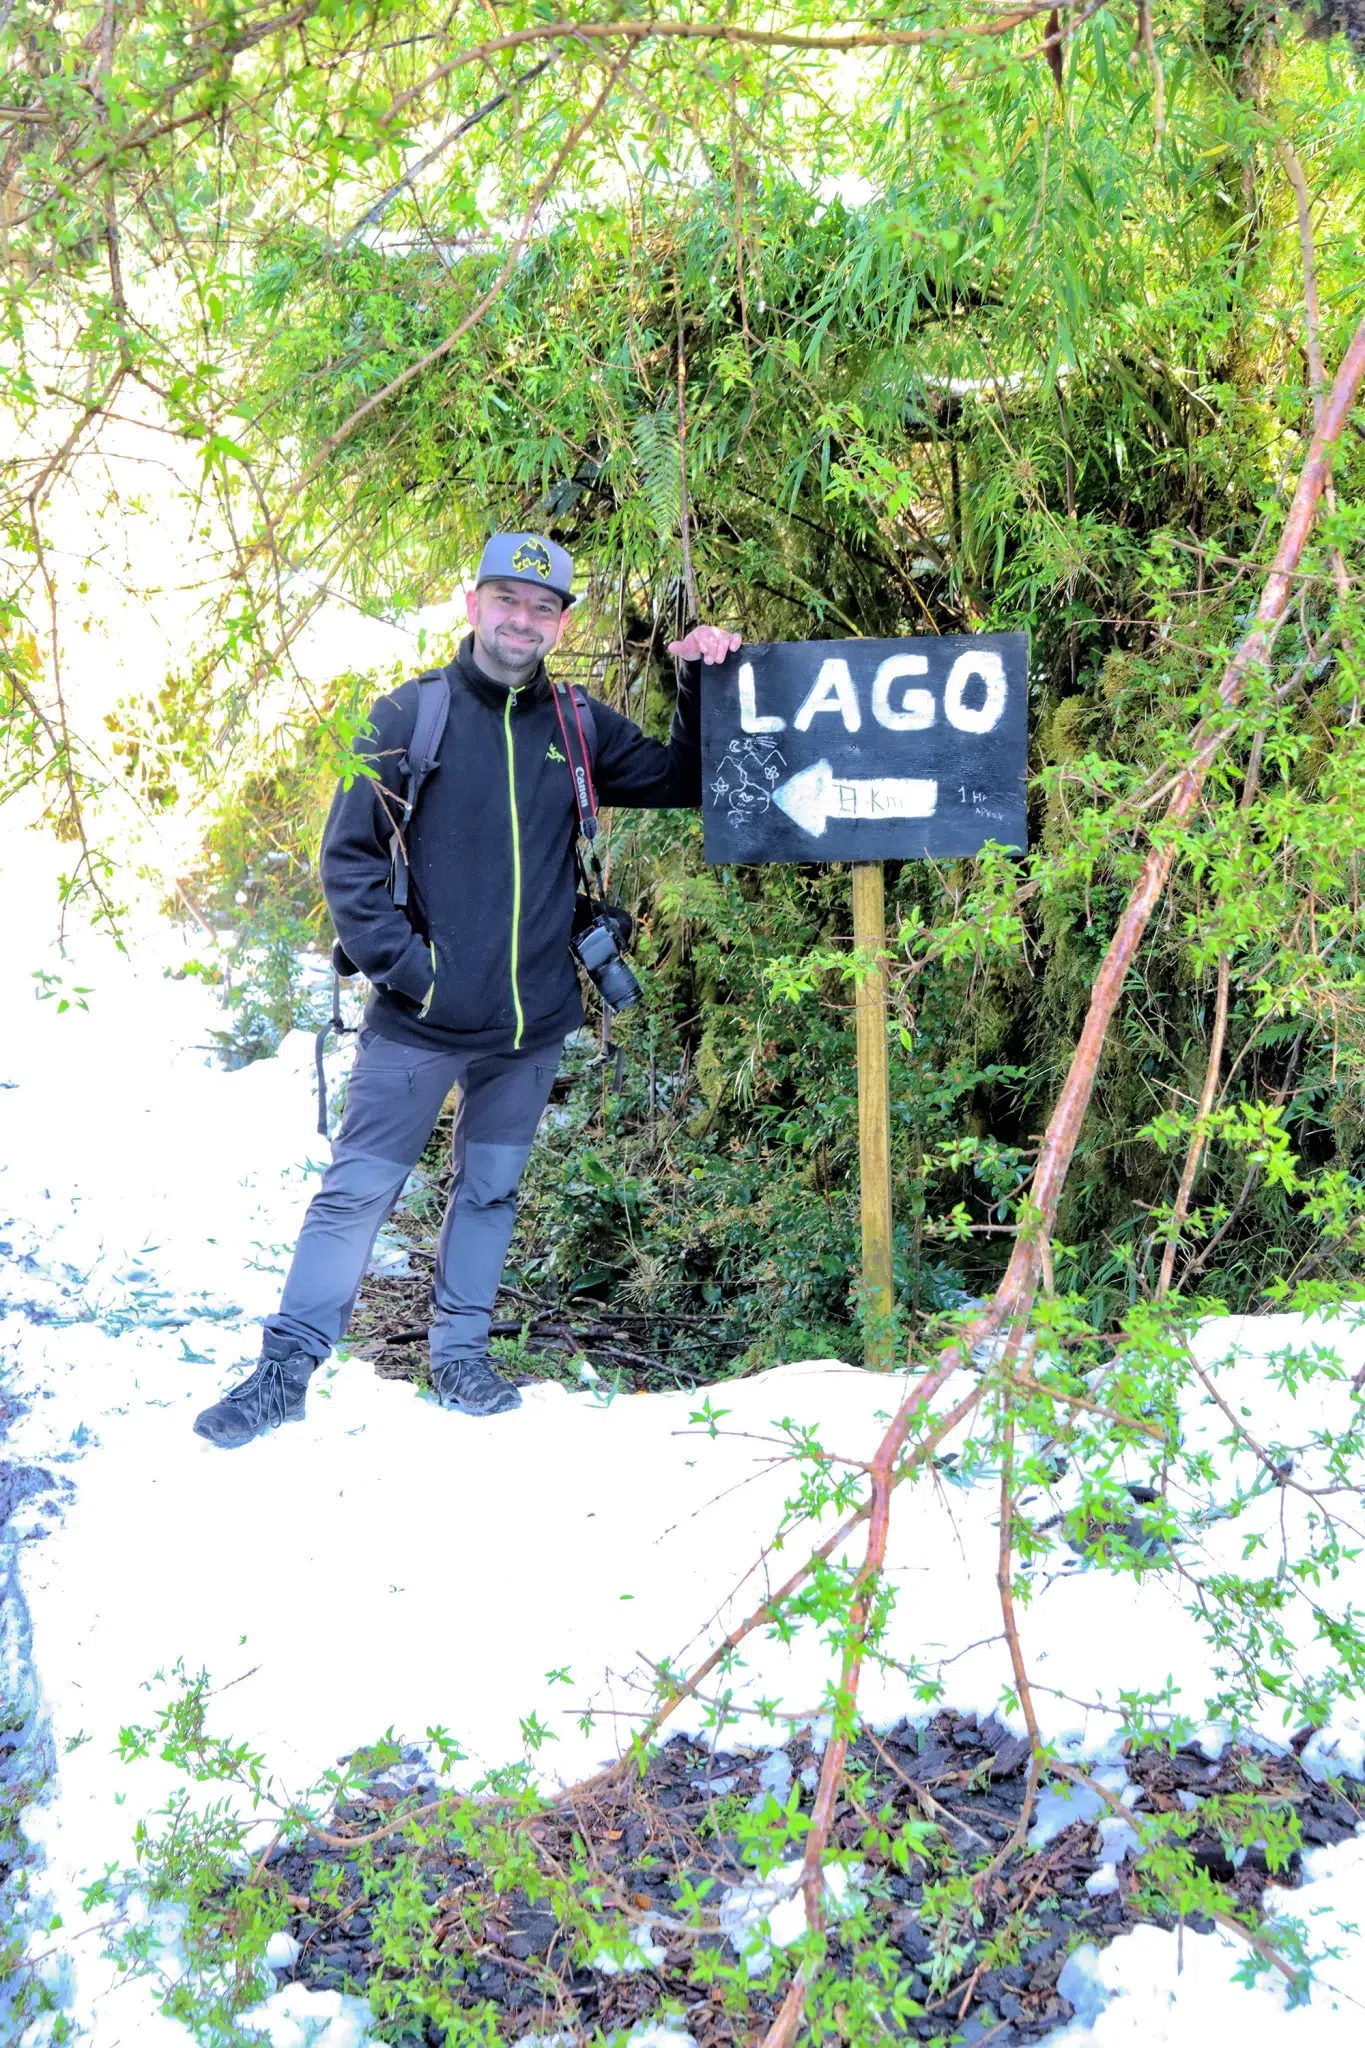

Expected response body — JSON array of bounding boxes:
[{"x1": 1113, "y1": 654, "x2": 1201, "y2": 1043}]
[{"x1": 700, "y1": 633, "x2": 1028, "y2": 866}]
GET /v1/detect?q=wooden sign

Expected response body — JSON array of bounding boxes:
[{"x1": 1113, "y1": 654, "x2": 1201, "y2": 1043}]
[{"x1": 701, "y1": 634, "x2": 1028, "y2": 866}]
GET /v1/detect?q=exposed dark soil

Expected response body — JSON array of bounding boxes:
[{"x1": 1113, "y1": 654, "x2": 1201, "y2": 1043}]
[
  {"x1": 351, "y1": 1258, "x2": 738, "y2": 1395},
  {"x1": 254, "y1": 1716, "x2": 1364, "y2": 2047}
]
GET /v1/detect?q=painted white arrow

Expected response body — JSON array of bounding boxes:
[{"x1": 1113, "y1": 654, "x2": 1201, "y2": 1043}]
[{"x1": 772, "y1": 760, "x2": 938, "y2": 838}]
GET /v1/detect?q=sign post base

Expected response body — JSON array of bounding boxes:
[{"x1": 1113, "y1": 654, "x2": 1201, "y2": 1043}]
[{"x1": 852, "y1": 862, "x2": 895, "y2": 1369}]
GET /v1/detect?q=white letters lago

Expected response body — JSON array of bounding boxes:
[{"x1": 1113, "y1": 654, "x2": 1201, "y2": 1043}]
[{"x1": 739, "y1": 649, "x2": 1009, "y2": 740}]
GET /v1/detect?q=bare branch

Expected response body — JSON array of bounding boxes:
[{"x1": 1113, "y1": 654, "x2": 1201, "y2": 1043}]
[
  {"x1": 1156, "y1": 953, "x2": 1230, "y2": 1298},
  {"x1": 1277, "y1": 136, "x2": 1350, "y2": 604},
  {"x1": 340, "y1": 49, "x2": 560, "y2": 245},
  {"x1": 379, "y1": 3, "x2": 1091, "y2": 131},
  {"x1": 1135, "y1": 0, "x2": 1164, "y2": 144},
  {"x1": 675, "y1": 272, "x2": 699, "y2": 626}
]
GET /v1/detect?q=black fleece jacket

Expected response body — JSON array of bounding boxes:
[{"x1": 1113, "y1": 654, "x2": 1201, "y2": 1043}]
[{"x1": 319, "y1": 634, "x2": 702, "y2": 1054}]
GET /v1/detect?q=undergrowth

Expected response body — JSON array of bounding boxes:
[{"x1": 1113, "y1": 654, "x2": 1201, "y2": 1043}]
[{"x1": 90, "y1": 1667, "x2": 1360, "y2": 2048}]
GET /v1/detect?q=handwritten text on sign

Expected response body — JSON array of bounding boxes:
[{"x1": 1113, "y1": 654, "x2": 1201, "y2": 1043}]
[{"x1": 700, "y1": 633, "x2": 1028, "y2": 865}]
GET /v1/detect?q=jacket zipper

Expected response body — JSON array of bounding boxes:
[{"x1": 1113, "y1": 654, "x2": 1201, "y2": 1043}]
[{"x1": 504, "y1": 692, "x2": 525, "y2": 1048}]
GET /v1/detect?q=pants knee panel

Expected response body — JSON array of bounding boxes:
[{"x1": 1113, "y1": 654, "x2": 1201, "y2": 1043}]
[{"x1": 459, "y1": 1140, "x2": 532, "y2": 1208}]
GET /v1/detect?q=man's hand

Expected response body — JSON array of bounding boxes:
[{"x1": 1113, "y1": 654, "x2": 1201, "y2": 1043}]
[{"x1": 668, "y1": 624, "x2": 742, "y2": 665}]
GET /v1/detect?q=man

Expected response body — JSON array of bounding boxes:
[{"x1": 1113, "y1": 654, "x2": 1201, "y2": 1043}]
[{"x1": 194, "y1": 533, "x2": 740, "y2": 1447}]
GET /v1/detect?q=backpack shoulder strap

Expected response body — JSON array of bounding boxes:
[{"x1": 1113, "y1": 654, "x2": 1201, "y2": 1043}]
[
  {"x1": 407, "y1": 669, "x2": 451, "y2": 786},
  {"x1": 391, "y1": 668, "x2": 450, "y2": 909}
]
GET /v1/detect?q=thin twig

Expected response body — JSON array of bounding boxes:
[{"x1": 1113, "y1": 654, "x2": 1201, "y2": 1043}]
[
  {"x1": 1156, "y1": 953, "x2": 1230, "y2": 1298},
  {"x1": 377, "y1": 4, "x2": 1093, "y2": 131},
  {"x1": 674, "y1": 273, "x2": 699, "y2": 625},
  {"x1": 997, "y1": 1386, "x2": 1043, "y2": 1763},
  {"x1": 1179, "y1": 1033, "x2": 1306, "y2": 1285},
  {"x1": 1184, "y1": 1346, "x2": 1365, "y2": 1519},
  {"x1": 1006, "y1": 1367, "x2": 1165, "y2": 1438},
  {"x1": 340, "y1": 51, "x2": 560, "y2": 244},
  {"x1": 571, "y1": 1379, "x2": 990, "y2": 1807}
]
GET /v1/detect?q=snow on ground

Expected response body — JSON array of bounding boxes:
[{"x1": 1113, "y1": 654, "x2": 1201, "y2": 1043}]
[
  {"x1": 1053, "y1": 1834, "x2": 1365, "y2": 2044},
  {"x1": 3, "y1": 870, "x2": 1365, "y2": 2044}
]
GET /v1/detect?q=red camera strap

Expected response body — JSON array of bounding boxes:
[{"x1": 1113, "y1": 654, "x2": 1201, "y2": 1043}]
[{"x1": 552, "y1": 684, "x2": 600, "y2": 843}]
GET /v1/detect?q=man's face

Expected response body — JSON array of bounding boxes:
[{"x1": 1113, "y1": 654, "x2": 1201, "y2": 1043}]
[{"x1": 467, "y1": 577, "x2": 566, "y2": 675}]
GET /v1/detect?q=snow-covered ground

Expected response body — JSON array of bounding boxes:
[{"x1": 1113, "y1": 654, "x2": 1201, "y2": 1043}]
[{"x1": 3, "y1": 858, "x2": 1365, "y2": 2045}]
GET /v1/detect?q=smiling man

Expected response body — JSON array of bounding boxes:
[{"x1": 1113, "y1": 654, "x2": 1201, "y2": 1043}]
[{"x1": 194, "y1": 532, "x2": 740, "y2": 1447}]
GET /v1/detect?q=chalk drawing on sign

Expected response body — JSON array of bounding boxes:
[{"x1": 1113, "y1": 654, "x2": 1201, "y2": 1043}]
[{"x1": 709, "y1": 736, "x2": 788, "y2": 826}]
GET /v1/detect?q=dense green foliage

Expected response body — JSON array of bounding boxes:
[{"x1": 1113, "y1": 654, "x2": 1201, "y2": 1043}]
[
  {"x1": 2, "y1": 4, "x2": 1363, "y2": 1352},
  {"x1": 6, "y1": 0, "x2": 1362, "y2": 1357},
  {"x1": 177, "y1": 10, "x2": 1365, "y2": 1357}
]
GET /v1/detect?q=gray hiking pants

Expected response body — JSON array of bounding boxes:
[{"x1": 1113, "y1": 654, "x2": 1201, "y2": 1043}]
[{"x1": 267, "y1": 1023, "x2": 563, "y2": 1366}]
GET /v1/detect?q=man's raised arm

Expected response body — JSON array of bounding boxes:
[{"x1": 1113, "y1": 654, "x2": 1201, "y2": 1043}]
[{"x1": 590, "y1": 624, "x2": 742, "y2": 810}]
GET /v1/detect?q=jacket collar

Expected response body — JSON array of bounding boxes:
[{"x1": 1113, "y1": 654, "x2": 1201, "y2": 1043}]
[{"x1": 454, "y1": 632, "x2": 551, "y2": 709}]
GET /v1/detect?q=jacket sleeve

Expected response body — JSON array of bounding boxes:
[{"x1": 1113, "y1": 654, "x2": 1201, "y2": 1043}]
[
  {"x1": 590, "y1": 659, "x2": 703, "y2": 809},
  {"x1": 318, "y1": 686, "x2": 435, "y2": 1003}
]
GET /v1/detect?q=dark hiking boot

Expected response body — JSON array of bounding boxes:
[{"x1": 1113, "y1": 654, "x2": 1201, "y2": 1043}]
[
  {"x1": 193, "y1": 1336, "x2": 316, "y2": 1448},
  {"x1": 430, "y1": 1355, "x2": 522, "y2": 1416}
]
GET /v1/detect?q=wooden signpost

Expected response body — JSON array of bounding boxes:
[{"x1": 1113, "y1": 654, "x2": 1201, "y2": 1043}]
[{"x1": 701, "y1": 633, "x2": 1029, "y2": 1366}]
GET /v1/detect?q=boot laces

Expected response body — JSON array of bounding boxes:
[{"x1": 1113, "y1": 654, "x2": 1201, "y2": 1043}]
[
  {"x1": 222, "y1": 1357, "x2": 298, "y2": 1427},
  {"x1": 436, "y1": 1356, "x2": 494, "y2": 1392}
]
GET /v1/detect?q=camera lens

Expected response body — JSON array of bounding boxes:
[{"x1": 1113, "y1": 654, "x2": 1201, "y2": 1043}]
[{"x1": 595, "y1": 954, "x2": 641, "y2": 1012}]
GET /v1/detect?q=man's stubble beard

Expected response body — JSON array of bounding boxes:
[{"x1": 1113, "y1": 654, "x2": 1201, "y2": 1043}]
[{"x1": 477, "y1": 620, "x2": 551, "y2": 686}]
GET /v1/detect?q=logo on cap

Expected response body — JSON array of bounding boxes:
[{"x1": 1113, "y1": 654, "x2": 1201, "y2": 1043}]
[{"x1": 511, "y1": 540, "x2": 552, "y2": 580}]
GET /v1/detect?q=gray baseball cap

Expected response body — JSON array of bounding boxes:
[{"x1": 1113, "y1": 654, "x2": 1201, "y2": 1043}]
[{"x1": 474, "y1": 532, "x2": 576, "y2": 607}]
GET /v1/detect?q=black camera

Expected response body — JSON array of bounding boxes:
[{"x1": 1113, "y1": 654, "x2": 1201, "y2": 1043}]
[{"x1": 571, "y1": 902, "x2": 641, "y2": 1013}]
